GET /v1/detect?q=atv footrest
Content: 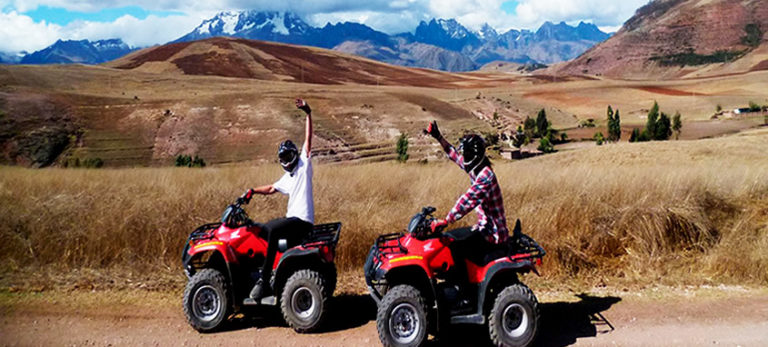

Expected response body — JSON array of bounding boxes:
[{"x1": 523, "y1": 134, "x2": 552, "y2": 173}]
[
  {"x1": 243, "y1": 295, "x2": 277, "y2": 306},
  {"x1": 450, "y1": 313, "x2": 485, "y2": 325}
]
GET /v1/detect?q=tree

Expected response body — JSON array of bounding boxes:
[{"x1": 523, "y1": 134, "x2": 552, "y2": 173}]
[
  {"x1": 716, "y1": 104, "x2": 723, "y2": 113},
  {"x1": 646, "y1": 101, "x2": 659, "y2": 138},
  {"x1": 536, "y1": 109, "x2": 548, "y2": 138},
  {"x1": 523, "y1": 117, "x2": 537, "y2": 139},
  {"x1": 672, "y1": 112, "x2": 682, "y2": 140},
  {"x1": 655, "y1": 112, "x2": 672, "y2": 140},
  {"x1": 629, "y1": 128, "x2": 640, "y2": 142},
  {"x1": 396, "y1": 133, "x2": 409, "y2": 162},
  {"x1": 606, "y1": 106, "x2": 621, "y2": 142},
  {"x1": 512, "y1": 126, "x2": 526, "y2": 148}
]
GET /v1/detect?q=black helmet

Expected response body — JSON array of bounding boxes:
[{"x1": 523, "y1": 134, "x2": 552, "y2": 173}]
[
  {"x1": 278, "y1": 140, "x2": 299, "y2": 172},
  {"x1": 458, "y1": 134, "x2": 486, "y2": 173}
]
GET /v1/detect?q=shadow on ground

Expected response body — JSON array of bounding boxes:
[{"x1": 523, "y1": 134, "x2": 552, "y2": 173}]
[
  {"x1": 221, "y1": 294, "x2": 376, "y2": 333},
  {"x1": 216, "y1": 292, "x2": 620, "y2": 346},
  {"x1": 430, "y1": 293, "x2": 622, "y2": 347}
]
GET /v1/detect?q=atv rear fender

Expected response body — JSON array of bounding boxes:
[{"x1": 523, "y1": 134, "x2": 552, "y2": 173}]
[{"x1": 272, "y1": 247, "x2": 336, "y2": 296}]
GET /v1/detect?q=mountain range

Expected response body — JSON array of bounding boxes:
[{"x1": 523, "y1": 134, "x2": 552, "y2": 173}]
[
  {"x1": 19, "y1": 39, "x2": 136, "y2": 65},
  {"x1": 173, "y1": 11, "x2": 610, "y2": 71},
  {"x1": 7, "y1": 11, "x2": 610, "y2": 72}
]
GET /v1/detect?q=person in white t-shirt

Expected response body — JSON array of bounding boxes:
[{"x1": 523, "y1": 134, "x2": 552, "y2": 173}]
[{"x1": 240, "y1": 98, "x2": 314, "y2": 301}]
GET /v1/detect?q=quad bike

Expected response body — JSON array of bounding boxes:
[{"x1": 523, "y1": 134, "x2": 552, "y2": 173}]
[
  {"x1": 364, "y1": 207, "x2": 545, "y2": 347},
  {"x1": 181, "y1": 196, "x2": 341, "y2": 333}
]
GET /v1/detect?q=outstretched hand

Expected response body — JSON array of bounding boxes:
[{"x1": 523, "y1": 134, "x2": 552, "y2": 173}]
[
  {"x1": 423, "y1": 120, "x2": 441, "y2": 140},
  {"x1": 295, "y1": 98, "x2": 311, "y2": 114}
]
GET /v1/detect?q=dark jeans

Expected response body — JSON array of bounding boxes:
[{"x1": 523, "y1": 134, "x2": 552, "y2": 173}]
[
  {"x1": 445, "y1": 227, "x2": 493, "y2": 285},
  {"x1": 261, "y1": 217, "x2": 313, "y2": 283}
]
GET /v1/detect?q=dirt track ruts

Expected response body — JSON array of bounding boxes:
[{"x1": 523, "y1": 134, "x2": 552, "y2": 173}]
[{"x1": 2, "y1": 289, "x2": 767, "y2": 346}]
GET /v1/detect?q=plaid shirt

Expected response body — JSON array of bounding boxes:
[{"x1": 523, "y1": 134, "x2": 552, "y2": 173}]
[{"x1": 445, "y1": 146, "x2": 508, "y2": 244}]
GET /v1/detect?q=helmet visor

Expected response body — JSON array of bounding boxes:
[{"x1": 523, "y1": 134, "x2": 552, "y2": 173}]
[{"x1": 279, "y1": 150, "x2": 297, "y2": 165}]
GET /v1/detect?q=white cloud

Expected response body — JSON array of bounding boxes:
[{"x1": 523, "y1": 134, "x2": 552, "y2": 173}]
[
  {"x1": 0, "y1": 11, "x2": 60, "y2": 52},
  {"x1": 63, "y1": 13, "x2": 207, "y2": 47},
  {"x1": 510, "y1": 0, "x2": 647, "y2": 28}
]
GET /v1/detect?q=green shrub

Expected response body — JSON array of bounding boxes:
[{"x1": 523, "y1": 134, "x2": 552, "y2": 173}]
[
  {"x1": 537, "y1": 137, "x2": 554, "y2": 153},
  {"x1": 651, "y1": 50, "x2": 744, "y2": 67},
  {"x1": 512, "y1": 126, "x2": 526, "y2": 149},
  {"x1": 749, "y1": 101, "x2": 762, "y2": 112},
  {"x1": 593, "y1": 132, "x2": 605, "y2": 146},
  {"x1": 482, "y1": 131, "x2": 500, "y2": 147},
  {"x1": 716, "y1": 104, "x2": 722, "y2": 113},
  {"x1": 175, "y1": 154, "x2": 206, "y2": 167},
  {"x1": 396, "y1": 133, "x2": 409, "y2": 163},
  {"x1": 83, "y1": 157, "x2": 104, "y2": 168},
  {"x1": 741, "y1": 24, "x2": 762, "y2": 47}
]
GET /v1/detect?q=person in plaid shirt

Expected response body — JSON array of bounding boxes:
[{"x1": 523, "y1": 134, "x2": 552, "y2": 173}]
[{"x1": 424, "y1": 121, "x2": 509, "y2": 245}]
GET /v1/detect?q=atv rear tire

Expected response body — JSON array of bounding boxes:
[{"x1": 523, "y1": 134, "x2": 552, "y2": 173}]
[
  {"x1": 280, "y1": 269, "x2": 328, "y2": 333},
  {"x1": 183, "y1": 269, "x2": 231, "y2": 332},
  {"x1": 377, "y1": 285, "x2": 428, "y2": 347},
  {"x1": 488, "y1": 284, "x2": 539, "y2": 347}
]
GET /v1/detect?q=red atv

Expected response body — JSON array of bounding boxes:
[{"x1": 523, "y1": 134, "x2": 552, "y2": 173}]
[
  {"x1": 364, "y1": 207, "x2": 545, "y2": 347},
  {"x1": 181, "y1": 196, "x2": 341, "y2": 333}
]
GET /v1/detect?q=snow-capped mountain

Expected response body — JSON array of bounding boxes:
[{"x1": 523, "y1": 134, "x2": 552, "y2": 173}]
[
  {"x1": 20, "y1": 39, "x2": 136, "y2": 64},
  {"x1": 175, "y1": 11, "x2": 312, "y2": 44}
]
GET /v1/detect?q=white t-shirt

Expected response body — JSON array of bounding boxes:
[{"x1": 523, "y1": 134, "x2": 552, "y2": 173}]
[{"x1": 273, "y1": 147, "x2": 314, "y2": 224}]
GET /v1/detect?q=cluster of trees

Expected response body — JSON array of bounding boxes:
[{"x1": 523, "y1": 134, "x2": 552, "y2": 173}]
[
  {"x1": 175, "y1": 154, "x2": 206, "y2": 167},
  {"x1": 629, "y1": 101, "x2": 682, "y2": 142},
  {"x1": 515, "y1": 109, "x2": 564, "y2": 153},
  {"x1": 592, "y1": 106, "x2": 622, "y2": 146}
]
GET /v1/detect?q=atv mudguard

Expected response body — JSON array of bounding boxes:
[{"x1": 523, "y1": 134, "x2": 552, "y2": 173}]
[{"x1": 182, "y1": 241, "x2": 242, "y2": 310}]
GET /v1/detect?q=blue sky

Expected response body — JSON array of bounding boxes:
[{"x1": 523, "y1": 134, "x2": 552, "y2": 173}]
[
  {"x1": 23, "y1": 5, "x2": 183, "y2": 25},
  {"x1": 0, "y1": 0, "x2": 645, "y2": 53}
]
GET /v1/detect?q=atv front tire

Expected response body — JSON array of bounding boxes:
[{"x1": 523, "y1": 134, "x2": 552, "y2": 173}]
[
  {"x1": 183, "y1": 268, "x2": 231, "y2": 332},
  {"x1": 377, "y1": 285, "x2": 428, "y2": 347},
  {"x1": 488, "y1": 284, "x2": 539, "y2": 347},
  {"x1": 280, "y1": 269, "x2": 328, "y2": 333}
]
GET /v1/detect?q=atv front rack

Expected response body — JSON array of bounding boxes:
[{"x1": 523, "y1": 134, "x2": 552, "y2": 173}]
[
  {"x1": 302, "y1": 222, "x2": 342, "y2": 247},
  {"x1": 189, "y1": 223, "x2": 221, "y2": 241},
  {"x1": 374, "y1": 232, "x2": 407, "y2": 257}
]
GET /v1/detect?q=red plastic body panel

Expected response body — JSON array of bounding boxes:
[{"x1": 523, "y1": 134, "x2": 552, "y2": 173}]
[
  {"x1": 186, "y1": 223, "x2": 336, "y2": 271},
  {"x1": 378, "y1": 233, "x2": 540, "y2": 283}
]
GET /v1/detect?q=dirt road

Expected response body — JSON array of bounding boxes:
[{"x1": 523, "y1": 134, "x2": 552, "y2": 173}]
[{"x1": 2, "y1": 288, "x2": 767, "y2": 346}]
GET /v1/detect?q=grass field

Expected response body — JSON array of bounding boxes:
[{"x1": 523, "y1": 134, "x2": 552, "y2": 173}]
[{"x1": 2, "y1": 129, "x2": 767, "y2": 292}]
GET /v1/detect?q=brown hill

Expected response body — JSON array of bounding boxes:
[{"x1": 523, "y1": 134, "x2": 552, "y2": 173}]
[
  {"x1": 107, "y1": 37, "x2": 496, "y2": 88},
  {"x1": 554, "y1": 0, "x2": 768, "y2": 79}
]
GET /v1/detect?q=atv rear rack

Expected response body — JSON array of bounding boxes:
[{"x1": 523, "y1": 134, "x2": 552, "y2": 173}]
[
  {"x1": 302, "y1": 222, "x2": 342, "y2": 247},
  {"x1": 507, "y1": 234, "x2": 546, "y2": 263}
]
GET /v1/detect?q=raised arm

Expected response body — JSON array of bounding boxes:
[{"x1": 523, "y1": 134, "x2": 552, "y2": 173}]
[
  {"x1": 296, "y1": 98, "x2": 312, "y2": 155},
  {"x1": 424, "y1": 120, "x2": 463, "y2": 169}
]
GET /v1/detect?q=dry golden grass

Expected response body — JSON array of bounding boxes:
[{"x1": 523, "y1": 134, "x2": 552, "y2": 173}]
[{"x1": 1, "y1": 133, "x2": 767, "y2": 290}]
